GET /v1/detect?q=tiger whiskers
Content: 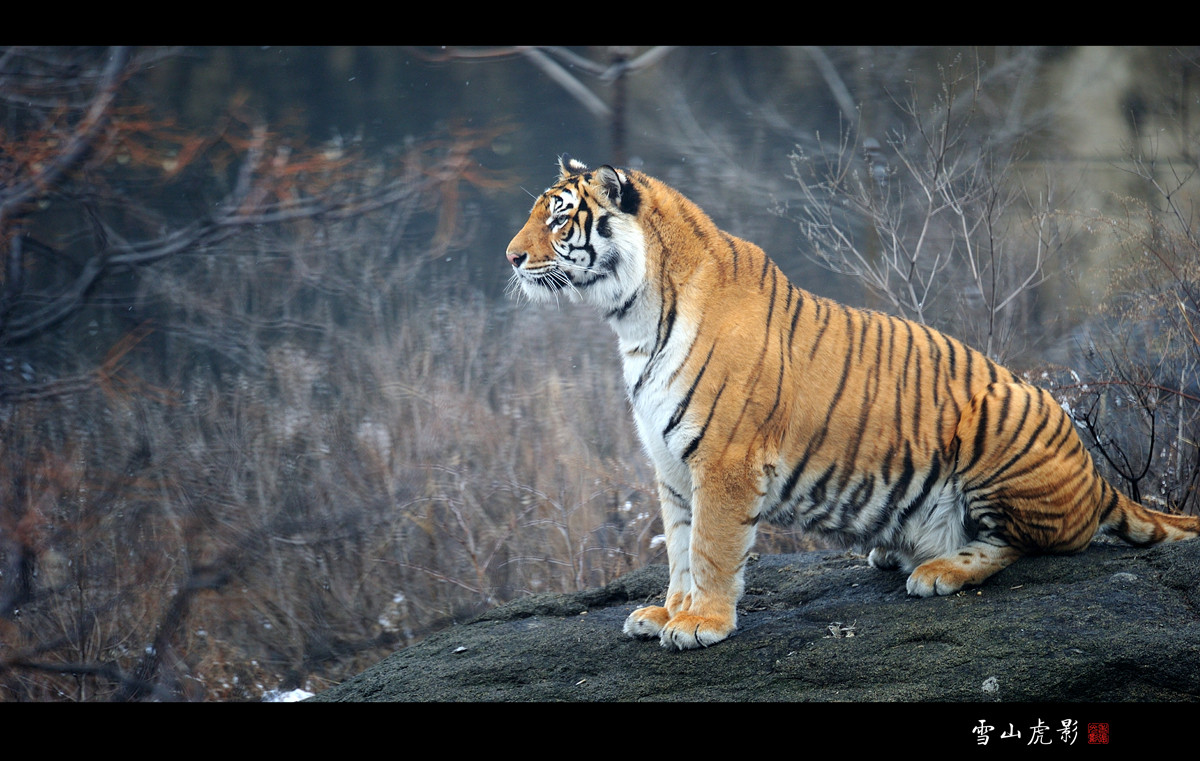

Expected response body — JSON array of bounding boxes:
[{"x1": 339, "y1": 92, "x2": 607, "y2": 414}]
[
  {"x1": 540, "y1": 266, "x2": 580, "y2": 301},
  {"x1": 506, "y1": 263, "x2": 583, "y2": 307},
  {"x1": 504, "y1": 271, "x2": 533, "y2": 304}
]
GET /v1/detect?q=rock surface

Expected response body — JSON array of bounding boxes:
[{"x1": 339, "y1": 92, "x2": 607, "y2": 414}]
[{"x1": 311, "y1": 539, "x2": 1200, "y2": 703}]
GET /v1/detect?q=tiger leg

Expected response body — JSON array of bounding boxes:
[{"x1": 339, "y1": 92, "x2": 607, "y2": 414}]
[
  {"x1": 908, "y1": 382, "x2": 1074, "y2": 596},
  {"x1": 906, "y1": 537, "x2": 1022, "y2": 597},
  {"x1": 624, "y1": 482, "x2": 692, "y2": 639},
  {"x1": 656, "y1": 463, "x2": 759, "y2": 650}
]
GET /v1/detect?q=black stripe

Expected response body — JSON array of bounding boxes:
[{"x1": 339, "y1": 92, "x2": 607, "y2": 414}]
[
  {"x1": 664, "y1": 344, "x2": 716, "y2": 438},
  {"x1": 824, "y1": 314, "x2": 857, "y2": 418},
  {"x1": 901, "y1": 456, "x2": 944, "y2": 525},
  {"x1": 761, "y1": 341, "x2": 786, "y2": 425},
  {"x1": 880, "y1": 443, "x2": 897, "y2": 485},
  {"x1": 762, "y1": 266, "x2": 778, "y2": 336},
  {"x1": 632, "y1": 282, "x2": 678, "y2": 397},
  {"x1": 922, "y1": 326, "x2": 942, "y2": 408},
  {"x1": 970, "y1": 394, "x2": 1070, "y2": 494},
  {"x1": 1097, "y1": 484, "x2": 1121, "y2": 523},
  {"x1": 722, "y1": 232, "x2": 739, "y2": 278},
  {"x1": 963, "y1": 343, "x2": 975, "y2": 390},
  {"x1": 605, "y1": 285, "x2": 642, "y2": 321},
  {"x1": 872, "y1": 318, "x2": 884, "y2": 376},
  {"x1": 964, "y1": 392, "x2": 991, "y2": 473},
  {"x1": 864, "y1": 442, "x2": 918, "y2": 539},
  {"x1": 834, "y1": 475, "x2": 877, "y2": 530},
  {"x1": 910, "y1": 333, "x2": 924, "y2": 444},
  {"x1": 681, "y1": 380, "x2": 727, "y2": 461},
  {"x1": 805, "y1": 464, "x2": 839, "y2": 520},
  {"x1": 663, "y1": 484, "x2": 690, "y2": 512},
  {"x1": 786, "y1": 289, "x2": 804, "y2": 354},
  {"x1": 776, "y1": 445, "x2": 816, "y2": 513},
  {"x1": 809, "y1": 301, "x2": 832, "y2": 359},
  {"x1": 944, "y1": 335, "x2": 958, "y2": 386},
  {"x1": 619, "y1": 174, "x2": 641, "y2": 215}
]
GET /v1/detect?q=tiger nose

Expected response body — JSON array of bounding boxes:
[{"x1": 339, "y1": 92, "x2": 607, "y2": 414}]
[{"x1": 506, "y1": 250, "x2": 526, "y2": 267}]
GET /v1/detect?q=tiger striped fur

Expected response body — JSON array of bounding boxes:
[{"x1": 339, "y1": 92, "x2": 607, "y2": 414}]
[{"x1": 505, "y1": 156, "x2": 1200, "y2": 650}]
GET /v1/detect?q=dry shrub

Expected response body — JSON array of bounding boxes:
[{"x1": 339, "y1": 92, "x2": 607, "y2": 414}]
[{"x1": 0, "y1": 184, "x2": 678, "y2": 700}]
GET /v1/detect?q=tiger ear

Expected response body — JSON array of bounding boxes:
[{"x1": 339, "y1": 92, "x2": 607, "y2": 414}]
[
  {"x1": 558, "y1": 154, "x2": 589, "y2": 179},
  {"x1": 594, "y1": 165, "x2": 624, "y2": 205}
]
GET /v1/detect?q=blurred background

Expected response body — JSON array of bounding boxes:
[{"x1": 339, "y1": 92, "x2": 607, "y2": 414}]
[{"x1": 1, "y1": 46, "x2": 1198, "y2": 700}]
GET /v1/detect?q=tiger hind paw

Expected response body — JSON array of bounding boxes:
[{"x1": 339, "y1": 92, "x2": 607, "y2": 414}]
[
  {"x1": 867, "y1": 547, "x2": 905, "y2": 571},
  {"x1": 906, "y1": 560, "x2": 972, "y2": 597},
  {"x1": 906, "y1": 544, "x2": 1021, "y2": 597}
]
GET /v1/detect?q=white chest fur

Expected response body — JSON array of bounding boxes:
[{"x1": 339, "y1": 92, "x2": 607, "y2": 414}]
[{"x1": 614, "y1": 312, "x2": 699, "y2": 495}]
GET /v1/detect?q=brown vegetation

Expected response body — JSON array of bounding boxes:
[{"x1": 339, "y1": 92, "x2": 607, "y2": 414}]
[{"x1": 1, "y1": 47, "x2": 765, "y2": 700}]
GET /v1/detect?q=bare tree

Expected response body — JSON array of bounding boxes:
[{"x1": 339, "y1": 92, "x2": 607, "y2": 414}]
[
  {"x1": 1068, "y1": 124, "x2": 1200, "y2": 515},
  {"x1": 784, "y1": 56, "x2": 1067, "y2": 361},
  {"x1": 411, "y1": 46, "x2": 673, "y2": 164},
  {"x1": 0, "y1": 47, "x2": 467, "y2": 394}
]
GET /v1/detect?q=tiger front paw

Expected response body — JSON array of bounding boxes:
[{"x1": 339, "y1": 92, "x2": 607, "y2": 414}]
[
  {"x1": 623, "y1": 605, "x2": 670, "y2": 639},
  {"x1": 658, "y1": 611, "x2": 735, "y2": 650}
]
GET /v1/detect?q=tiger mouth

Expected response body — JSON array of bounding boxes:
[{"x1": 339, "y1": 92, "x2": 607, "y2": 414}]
[
  {"x1": 516, "y1": 265, "x2": 572, "y2": 292},
  {"x1": 530, "y1": 264, "x2": 577, "y2": 290},
  {"x1": 532, "y1": 272, "x2": 569, "y2": 291}
]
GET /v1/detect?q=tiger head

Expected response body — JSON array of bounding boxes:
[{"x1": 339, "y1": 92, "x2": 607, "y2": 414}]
[{"x1": 506, "y1": 155, "x2": 646, "y2": 308}]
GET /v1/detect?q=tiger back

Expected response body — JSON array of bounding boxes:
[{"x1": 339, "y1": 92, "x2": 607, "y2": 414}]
[{"x1": 506, "y1": 156, "x2": 1200, "y2": 650}]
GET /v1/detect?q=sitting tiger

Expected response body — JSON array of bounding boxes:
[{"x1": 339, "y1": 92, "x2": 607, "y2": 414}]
[{"x1": 505, "y1": 155, "x2": 1200, "y2": 650}]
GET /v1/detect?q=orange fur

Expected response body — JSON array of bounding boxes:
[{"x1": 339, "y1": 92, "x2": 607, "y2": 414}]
[{"x1": 506, "y1": 156, "x2": 1200, "y2": 650}]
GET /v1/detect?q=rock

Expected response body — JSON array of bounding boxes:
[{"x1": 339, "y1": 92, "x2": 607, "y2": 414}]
[{"x1": 310, "y1": 539, "x2": 1200, "y2": 703}]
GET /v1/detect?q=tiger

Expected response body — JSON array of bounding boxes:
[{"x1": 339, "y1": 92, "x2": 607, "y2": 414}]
[{"x1": 505, "y1": 155, "x2": 1200, "y2": 650}]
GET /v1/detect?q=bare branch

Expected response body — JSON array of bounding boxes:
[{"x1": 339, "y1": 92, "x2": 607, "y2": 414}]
[
  {"x1": 0, "y1": 47, "x2": 129, "y2": 220},
  {"x1": 802, "y1": 46, "x2": 858, "y2": 126},
  {"x1": 518, "y1": 47, "x2": 611, "y2": 118}
]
